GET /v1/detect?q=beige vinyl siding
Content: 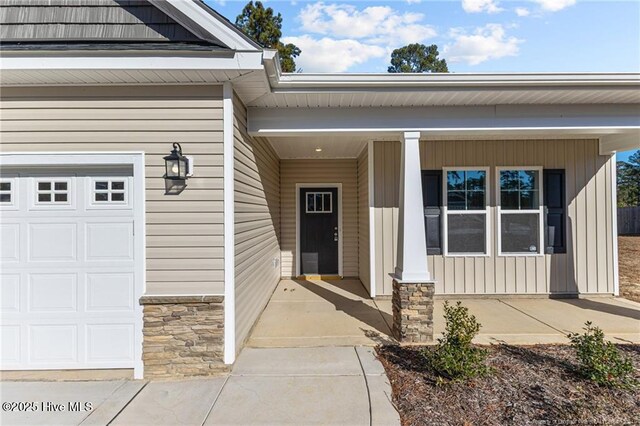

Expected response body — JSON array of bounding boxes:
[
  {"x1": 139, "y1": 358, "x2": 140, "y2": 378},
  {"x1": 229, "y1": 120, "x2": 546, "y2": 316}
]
[
  {"x1": 0, "y1": 85, "x2": 225, "y2": 295},
  {"x1": 357, "y1": 147, "x2": 370, "y2": 289},
  {"x1": 372, "y1": 139, "x2": 615, "y2": 296},
  {"x1": 233, "y1": 94, "x2": 281, "y2": 351},
  {"x1": 280, "y1": 159, "x2": 358, "y2": 277}
]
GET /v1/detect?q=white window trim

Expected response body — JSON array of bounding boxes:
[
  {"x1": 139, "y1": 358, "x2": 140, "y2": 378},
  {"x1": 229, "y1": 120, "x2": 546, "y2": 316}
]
[
  {"x1": 496, "y1": 166, "x2": 545, "y2": 257},
  {"x1": 295, "y1": 183, "x2": 343, "y2": 277},
  {"x1": 87, "y1": 177, "x2": 132, "y2": 210},
  {"x1": 31, "y1": 176, "x2": 74, "y2": 210},
  {"x1": 0, "y1": 176, "x2": 18, "y2": 210},
  {"x1": 442, "y1": 167, "x2": 491, "y2": 257},
  {"x1": 305, "y1": 191, "x2": 333, "y2": 214}
]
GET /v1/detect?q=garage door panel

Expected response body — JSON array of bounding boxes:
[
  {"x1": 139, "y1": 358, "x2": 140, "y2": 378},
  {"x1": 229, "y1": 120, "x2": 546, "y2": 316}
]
[
  {"x1": 29, "y1": 324, "x2": 78, "y2": 363},
  {"x1": 86, "y1": 273, "x2": 134, "y2": 312},
  {"x1": 85, "y1": 222, "x2": 133, "y2": 261},
  {"x1": 28, "y1": 273, "x2": 77, "y2": 312},
  {"x1": 0, "y1": 223, "x2": 20, "y2": 262},
  {"x1": 1, "y1": 325, "x2": 21, "y2": 364},
  {"x1": 1, "y1": 274, "x2": 21, "y2": 312},
  {"x1": 87, "y1": 324, "x2": 134, "y2": 362},
  {"x1": 0, "y1": 167, "x2": 141, "y2": 371},
  {"x1": 29, "y1": 223, "x2": 77, "y2": 261}
]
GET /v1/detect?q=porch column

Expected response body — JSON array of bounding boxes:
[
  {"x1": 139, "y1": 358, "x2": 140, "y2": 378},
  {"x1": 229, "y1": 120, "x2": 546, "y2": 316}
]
[{"x1": 392, "y1": 131, "x2": 435, "y2": 344}]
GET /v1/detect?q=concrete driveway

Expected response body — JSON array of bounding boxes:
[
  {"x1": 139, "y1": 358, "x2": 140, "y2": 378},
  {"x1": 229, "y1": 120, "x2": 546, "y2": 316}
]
[{"x1": 0, "y1": 347, "x2": 399, "y2": 426}]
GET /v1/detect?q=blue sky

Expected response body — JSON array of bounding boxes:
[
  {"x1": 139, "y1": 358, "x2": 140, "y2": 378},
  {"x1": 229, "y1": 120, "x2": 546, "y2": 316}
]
[{"x1": 207, "y1": 0, "x2": 639, "y2": 73}]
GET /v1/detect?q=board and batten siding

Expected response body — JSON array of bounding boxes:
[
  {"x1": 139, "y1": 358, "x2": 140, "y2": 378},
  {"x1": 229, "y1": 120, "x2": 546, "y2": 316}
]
[
  {"x1": 372, "y1": 139, "x2": 616, "y2": 296},
  {"x1": 233, "y1": 94, "x2": 281, "y2": 351},
  {"x1": 280, "y1": 159, "x2": 359, "y2": 277},
  {"x1": 357, "y1": 147, "x2": 370, "y2": 289},
  {"x1": 0, "y1": 85, "x2": 225, "y2": 295}
]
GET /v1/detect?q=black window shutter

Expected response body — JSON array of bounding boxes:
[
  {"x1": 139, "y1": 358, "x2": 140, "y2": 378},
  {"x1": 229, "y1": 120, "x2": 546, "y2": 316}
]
[
  {"x1": 544, "y1": 169, "x2": 566, "y2": 254},
  {"x1": 421, "y1": 170, "x2": 443, "y2": 255}
]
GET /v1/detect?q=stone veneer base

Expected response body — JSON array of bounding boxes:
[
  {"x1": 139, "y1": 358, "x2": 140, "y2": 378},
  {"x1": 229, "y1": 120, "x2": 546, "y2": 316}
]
[
  {"x1": 392, "y1": 280, "x2": 435, "y2": 344},
  {"x1": 139, "y1": 295, "x2": 227, "y2": 379}
]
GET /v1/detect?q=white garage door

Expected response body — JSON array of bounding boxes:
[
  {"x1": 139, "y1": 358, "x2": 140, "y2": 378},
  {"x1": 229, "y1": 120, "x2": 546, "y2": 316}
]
[{"x1": 1, "y1": 166, "x2": 141, "y2": 370}]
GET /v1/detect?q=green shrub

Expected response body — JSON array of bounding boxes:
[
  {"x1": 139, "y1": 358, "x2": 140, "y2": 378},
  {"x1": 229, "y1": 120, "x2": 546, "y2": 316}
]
[
  {"x1": 423, "y1": 301, "x2": 489, "y2": 383},
  {"x1": 568, "y1": 322, "x2": 637, "y2": 389}
]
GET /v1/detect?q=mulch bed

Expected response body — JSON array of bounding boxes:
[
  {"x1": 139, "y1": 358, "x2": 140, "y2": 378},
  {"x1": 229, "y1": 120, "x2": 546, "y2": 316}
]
[{"x1": 376, "y1": 344, "x2": 640, "y2": 426}]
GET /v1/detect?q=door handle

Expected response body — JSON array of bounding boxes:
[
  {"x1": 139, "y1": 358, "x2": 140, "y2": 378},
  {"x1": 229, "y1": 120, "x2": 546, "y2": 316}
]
[{"x1": 334, "y1": 232, "x2": 338, "y2": 242}]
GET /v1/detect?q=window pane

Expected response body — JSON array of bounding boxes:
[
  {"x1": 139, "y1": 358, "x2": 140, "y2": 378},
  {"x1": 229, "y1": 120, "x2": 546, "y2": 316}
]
[
  {"x1": 54, "y1": 182, "x2": 67, "y2": 191},
  {"x1": 519, "y1": 170, "x2": 538, "y2": 190},
  {"x1": 466, "y1": 171, "x2": 485, "y2": 191},
  {"x1": 520, "y1": 190, "x2": 539, "y2": 209},
  {"x1": 323, "y1": 194, "x2": 331, "y2": 211},
  {"x1": 0, "y1": 193, "x2": 10, "y2": 202},
  {"x1": 448, "y1": 214, "x2": 485, "y2": 254},
  {"x1": 447, "y1": 171, "x2": 465, "y2": 191},
  {"x1": 500, "y1": 171, "x2": 519, "y2": 190},
  {"x1": 111, "y1": 181, "x2": 125, "y2": 190},
  {"x1": 38, "y1": 193, "x2": 51, "y2": 202},
  {"x1": 95, "y1": 192, "x2": 108, "y2": 202},
  {"x1": 501, "y1": 191, "x2": 519, "y2": 210},
  {"x1": 0, "y1": 182, "x2": 10, "y2": 191},
  {"x1": 54, "y1": 193, "x2": 67, "y2": 202},
  {"x1": 501, "y1": 213, "x2": 540, "y2": 253},
  {"x1": 315, "y1": 194, "x2": 323, "y2": 211},
  {"x1": 111, "y1": 193, "x2": 125, "y2": 202},
  {"x1": 95, "y1": 181, "x2": 108, "y2": 190},
  {"x1": 38, "y1": 182, "x2": 51, "y2": 191},
  {"x1": 306, "y1": 193, "x2": 314, "y2": 212},
  {"x1": 467, "y1": 191, "x2": 484, "y2": 210},
  {"x1": 447, "y1": 191, "x2": 466, "y2": 210}
]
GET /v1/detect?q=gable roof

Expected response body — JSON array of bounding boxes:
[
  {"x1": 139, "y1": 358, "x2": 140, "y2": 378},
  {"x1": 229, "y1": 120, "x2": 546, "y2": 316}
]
[{"x1": 0, "y1": 0, "x2": 259, "y2": 52}]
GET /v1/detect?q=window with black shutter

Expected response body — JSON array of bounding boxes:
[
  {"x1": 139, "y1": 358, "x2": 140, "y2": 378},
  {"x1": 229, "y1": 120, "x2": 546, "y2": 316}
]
[
  {"x1": 543, "y1": 169, "x2": 566, "y2": 254},
  {"x1": 421, "y1": 170, "x2": 442, "y2": 255}
]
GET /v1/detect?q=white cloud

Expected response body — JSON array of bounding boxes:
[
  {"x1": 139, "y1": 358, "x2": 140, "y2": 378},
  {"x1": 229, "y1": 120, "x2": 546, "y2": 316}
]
[
  {"x1": 299, "y1": 3, "x2": 436, "y2": 45},
  {"x1": 462, "y1": 0, "x2": 504, "y2": 14},
  {"x1": 406, "y1": 0, "x2": 422, "y2": 4},
  {"x1": 444, "y1": 24, "x2": 522, "y2": 65},
  {"x1": 282, "y1": 35, "x2": 387, "y2": 72},
  {"x1": 515, "y1": 7, "x2": 530, "y2": 16},
  {"x1": 533, "y1": 0, "x2": 576, "y2": 12}
]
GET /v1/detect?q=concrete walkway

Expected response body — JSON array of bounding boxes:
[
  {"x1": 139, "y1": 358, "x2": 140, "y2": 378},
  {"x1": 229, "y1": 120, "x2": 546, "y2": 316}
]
[{"x1": 0, "y1": 347, "x2": 399, "y2": 426}]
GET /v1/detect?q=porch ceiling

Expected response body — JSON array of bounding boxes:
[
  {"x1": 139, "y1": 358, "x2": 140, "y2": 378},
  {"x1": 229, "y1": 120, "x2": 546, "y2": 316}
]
[{"x1": 266, "y1": 134, "x2": 370, "y2": 159}]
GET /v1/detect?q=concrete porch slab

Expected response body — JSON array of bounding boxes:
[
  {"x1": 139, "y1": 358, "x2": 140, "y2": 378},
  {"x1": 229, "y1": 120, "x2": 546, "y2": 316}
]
[
  {"x1": 110, "y1": 378, "x2": 226, "y2": 426},
  {"x1": 204, "y1": 375, "x2": 370, "y2": 425},
  {"x1": 502, "y1": 297, "x2": 640, "y2": 342},
  {"x1": 0, "y1": 380, "x2": 134, "y2": 426}
]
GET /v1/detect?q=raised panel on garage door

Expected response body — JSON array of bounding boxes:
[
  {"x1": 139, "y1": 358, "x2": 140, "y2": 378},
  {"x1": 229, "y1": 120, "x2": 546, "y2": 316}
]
[{"x1": 0, "y1": 167, "x2": 139, "y2": 371}]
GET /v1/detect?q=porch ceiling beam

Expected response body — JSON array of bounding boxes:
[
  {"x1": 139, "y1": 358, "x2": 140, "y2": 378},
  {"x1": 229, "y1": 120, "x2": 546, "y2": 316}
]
[
  {"x1": 599, "y1": 131, "x2": 640, "y2": 155},
  {"x1": 247, "y1": 104, "x2": 640, "y2": 136}
]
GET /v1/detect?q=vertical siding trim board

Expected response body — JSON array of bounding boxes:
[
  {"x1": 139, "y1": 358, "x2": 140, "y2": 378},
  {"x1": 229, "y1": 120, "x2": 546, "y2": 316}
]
[
  {"x1": 611, "y1": 152, "x2": 619, "y2": 296},
  {"x1": 223, "y1": 82, "x2": 235, "y2": 364},
  {"x1": 368, "y1": 141, "x2": 376, "y2": 298},
  {"x1": 295, "y1": 183, "x2": 343, "y2": 277}
]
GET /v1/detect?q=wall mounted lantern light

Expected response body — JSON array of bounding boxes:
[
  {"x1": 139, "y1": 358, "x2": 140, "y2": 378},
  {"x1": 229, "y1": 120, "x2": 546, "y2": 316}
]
[
  {"x1": 163, "y1": 143, "x2": 193, "y2": 194},
  {"x1": 164, "y1": 142, "x2": 189, "y2": 181}
]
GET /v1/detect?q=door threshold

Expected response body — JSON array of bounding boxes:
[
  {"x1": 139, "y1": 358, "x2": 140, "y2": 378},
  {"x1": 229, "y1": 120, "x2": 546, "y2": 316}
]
[{"x1": 296, "y1": 275, "x2": 342, "y2": 281}]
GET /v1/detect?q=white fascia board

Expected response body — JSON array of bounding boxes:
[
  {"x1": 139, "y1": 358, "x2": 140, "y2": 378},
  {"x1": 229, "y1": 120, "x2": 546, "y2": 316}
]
[
  {"x1": 0, "y1": 51, "x2": 264, "y2": 71},
  {"x1": 248, "y1": 104, "x2": 640, "y2": 135},
  {"x1": 150, "y1": 0, "x2": 260, "y2": 52},
  {"x1": 599, "y1": 132, "x2": 640, "y2": 154}
]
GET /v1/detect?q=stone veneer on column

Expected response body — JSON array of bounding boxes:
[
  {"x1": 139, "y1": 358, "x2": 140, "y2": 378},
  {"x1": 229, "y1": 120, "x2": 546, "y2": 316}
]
[
  {"x1": 392, "y1": 280, "x2": 435, "y2": 343},
  {"x1": 139, "y1": 295, "x2": 227, "y2": 379}
]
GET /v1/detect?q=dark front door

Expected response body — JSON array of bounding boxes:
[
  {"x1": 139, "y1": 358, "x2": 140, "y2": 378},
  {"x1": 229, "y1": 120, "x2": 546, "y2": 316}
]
[{"x1": 300, "y1": 187, "x2": 339, "y2": 275}]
